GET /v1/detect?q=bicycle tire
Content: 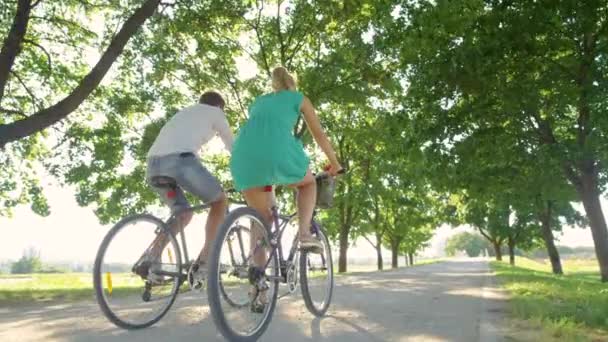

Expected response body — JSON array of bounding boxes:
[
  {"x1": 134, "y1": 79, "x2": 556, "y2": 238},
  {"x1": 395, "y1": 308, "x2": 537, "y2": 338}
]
[
  {"x1": 219, "y1": 225, "x2": 251, "y2": 309},
  {"x1": 93, "y1": 214, "x2": 182, "y2": 329},
  {"x1": 300, "y1": 224, "x2": 334, "y2": 317},
  {"x1": 207, "y1": 207, "x2": 280, "y2": 341}
]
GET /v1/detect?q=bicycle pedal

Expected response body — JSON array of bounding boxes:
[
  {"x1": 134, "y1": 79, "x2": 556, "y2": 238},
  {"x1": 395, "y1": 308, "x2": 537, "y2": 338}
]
[{"x1": 193, "y1": 280, "x2": 205, "y2": 291}]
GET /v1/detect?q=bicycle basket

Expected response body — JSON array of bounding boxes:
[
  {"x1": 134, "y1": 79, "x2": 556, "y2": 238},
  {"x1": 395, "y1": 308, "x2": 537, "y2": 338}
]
[{"x1": 316, "y1": 174, "x2": 336, "y2": 209}]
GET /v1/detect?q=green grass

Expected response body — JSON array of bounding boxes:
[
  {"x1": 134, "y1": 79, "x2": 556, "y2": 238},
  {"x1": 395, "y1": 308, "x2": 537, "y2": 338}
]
[
  {"x1": 491, "y1": 258, "x2": 608, "y2": 341},
  {"x1": 0, "y1": 273, "x2": 149, "y2": 305}
]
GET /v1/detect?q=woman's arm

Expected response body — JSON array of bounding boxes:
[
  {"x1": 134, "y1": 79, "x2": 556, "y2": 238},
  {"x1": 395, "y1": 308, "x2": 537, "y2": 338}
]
[{"x1": 300, "y1": 96, "x2": 342, "y2": 174}]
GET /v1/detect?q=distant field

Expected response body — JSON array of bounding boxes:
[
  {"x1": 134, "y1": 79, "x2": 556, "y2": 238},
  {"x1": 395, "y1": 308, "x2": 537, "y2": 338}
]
[
  {"x1": 0, "y1": 273, "x2": 143, "y2": 305},
  {"x1": 492, "y1": 257, "x2": 608, "y2": 342}
]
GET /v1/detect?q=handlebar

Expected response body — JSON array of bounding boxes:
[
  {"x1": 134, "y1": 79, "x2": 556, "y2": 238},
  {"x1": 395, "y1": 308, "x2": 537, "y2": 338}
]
[{"x1": 315, "y1": 168, "x2": 346, "y2": 181}]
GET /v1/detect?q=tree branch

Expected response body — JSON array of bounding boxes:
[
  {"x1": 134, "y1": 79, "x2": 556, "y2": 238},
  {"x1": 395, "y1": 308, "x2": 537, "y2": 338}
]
[
  {"x1": 284, "y1": 5, "x2": 303, "y2": 52},
  {"x1": 285, "y1": 37, "x2": 307, "y2": 68},
  {"x1": 477, "y1": 226, "x2": 493, "y2": 242},
  {"x1": 0, "y1": 0, "x2": 162, "y2": 148},
  {"x1": 23, "y1": 38, "x2": 52, "y2": 81},
  {"x1": 228, "y1": 79, "x2": 248, "y2": 122},
  {"x1": 253, "y1": 25, "x2": 272, "y2": 77},
  {"x1": 10, "y1": 70, "x2": 42, "y2": 110},
  {"x1": 294, "y1": 114, "x2": 307, "y2": 138},
  {"x1": 251, "y1": 0, "x2": 271, "y2": 76},
  {"x1": 531, "y1": 110, "x2": 582, "y2": 188},
  {"x1": 0, "y1": 0, "x2": 33, "y2": 103},
  {"x1": 0, "y1": 107, "x2": 27, "y2": 118},
  {"x1": 363, "y1": 234, "x2": 377, "y2": 249},
  {"x1": 276, "y1": 0, "x2": 286, "y2": 64}
]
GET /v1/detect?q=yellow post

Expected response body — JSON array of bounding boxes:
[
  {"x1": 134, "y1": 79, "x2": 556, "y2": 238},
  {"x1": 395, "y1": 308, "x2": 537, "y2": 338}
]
[
  {"x1": 106, "y1": 272, "x2": 113, "y2": 295},
  {"x1": 168, "y1": 248, "x2": 174, "y2": 264}
]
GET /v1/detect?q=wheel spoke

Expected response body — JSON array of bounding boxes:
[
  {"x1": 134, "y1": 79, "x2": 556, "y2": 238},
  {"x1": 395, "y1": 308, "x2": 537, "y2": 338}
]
[
  {"x1": 93, "y1": 215, "x2": 181, "y2": 329},
  {"x1": 207, "y1": 207, "x2": 279, "y2": 340}
]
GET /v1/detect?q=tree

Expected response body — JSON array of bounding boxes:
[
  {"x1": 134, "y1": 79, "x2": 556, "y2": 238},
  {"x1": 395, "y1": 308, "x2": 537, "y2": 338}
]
[
  {"x1": 382, "y1": 1, "x2": 608, "y2": 280},
  {"x1": 0, "y1": 0, "x2": 164, "y2": 146},
  {"x1": 0, "y1": 0, "x2": 167, "y2": 216},
  {"x1": 11, "y1": 246, "x2": 42, "y2": 274},
  {"x1": 1, "y1": 1, "x2": 409, "y2": 276},
  {"x1": 445, "y1": 232, "x2": 488, "y2": 257}
]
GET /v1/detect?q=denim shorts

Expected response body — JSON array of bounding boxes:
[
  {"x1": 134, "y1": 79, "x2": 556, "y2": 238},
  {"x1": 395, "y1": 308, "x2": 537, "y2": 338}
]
[{"x1": 146, "y1": 153, "x2": 222, "y2": 212}]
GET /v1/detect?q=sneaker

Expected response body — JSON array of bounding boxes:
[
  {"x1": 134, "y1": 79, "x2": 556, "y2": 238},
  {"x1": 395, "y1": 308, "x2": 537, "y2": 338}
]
[
  {"x1": 300, "y1": 236, "x2": 324, "y2": 254},
  {"x1": 248, "y1": 285, "x2": 269, "y2": 314},
  {"x1": 188, "y1": 261, "x2": 207, "y2": 291}
]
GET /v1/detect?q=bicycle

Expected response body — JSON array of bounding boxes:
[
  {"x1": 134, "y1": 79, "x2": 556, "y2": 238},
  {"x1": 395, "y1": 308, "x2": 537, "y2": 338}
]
[
  {"x1": 92, "y1": 175, "x2": 249, "y2": 330},
  {"x1": 207, "y1": 170, "x2": 344, "y2": 341}
]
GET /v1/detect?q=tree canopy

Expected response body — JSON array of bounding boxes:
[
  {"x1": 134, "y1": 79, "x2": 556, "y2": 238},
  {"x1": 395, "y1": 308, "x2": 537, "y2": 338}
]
[{"x1": 2, "y1": 0, "x2": 606, "y2": 279}]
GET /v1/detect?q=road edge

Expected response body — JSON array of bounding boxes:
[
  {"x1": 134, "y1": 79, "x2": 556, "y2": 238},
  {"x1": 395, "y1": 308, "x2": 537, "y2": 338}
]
[{"x1": 479, "y1": 259, "x2": 507, "y2": 342}]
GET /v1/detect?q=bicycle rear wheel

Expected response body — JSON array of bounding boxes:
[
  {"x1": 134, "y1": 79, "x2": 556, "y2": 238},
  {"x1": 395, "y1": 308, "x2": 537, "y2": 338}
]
[
  {"x1": 93, "y1": 214, "x2": 182, "y2": 329},
  {"x1": 300, "y1": 224, "x2": 334, "y2": 316},
  {"x1": 219, "y1": 225, "x2": 252, "y2": 308},
  {"x1": 207, "y1": 207, "x2": 279, "y2": 342}
]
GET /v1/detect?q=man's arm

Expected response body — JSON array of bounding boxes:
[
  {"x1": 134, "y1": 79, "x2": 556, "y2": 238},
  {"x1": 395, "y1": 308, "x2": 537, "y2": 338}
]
[{"x1": 215, "y1": 111, "x2": 234, "y2": 153}]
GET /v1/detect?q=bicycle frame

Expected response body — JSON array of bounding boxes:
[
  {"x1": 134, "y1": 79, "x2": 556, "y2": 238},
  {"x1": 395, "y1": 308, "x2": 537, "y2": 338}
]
[
  {"x1": 159, "y1": 192, "x2": 324, "y2": 284},
  {"x1": 165, "y1": 203, "x2": 211, "y2": 268},
  {"x1": 257, "y1": 204, "x2": 322, "y2": 282}
]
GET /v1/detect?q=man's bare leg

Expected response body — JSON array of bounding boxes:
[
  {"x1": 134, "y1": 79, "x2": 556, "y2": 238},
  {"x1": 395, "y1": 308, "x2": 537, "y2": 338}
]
[
  {"x1": 196, "y1": 193, "x2": 228, "y2": 264},
  {"x1": 148, "y1": 210, "x2": 193, "y2": 258}
]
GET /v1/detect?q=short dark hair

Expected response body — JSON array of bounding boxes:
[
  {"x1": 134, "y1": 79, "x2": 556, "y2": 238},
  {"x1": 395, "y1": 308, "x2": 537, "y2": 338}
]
[{"x1": 199, "y1": 91, "x2": 225, "y2": 108}]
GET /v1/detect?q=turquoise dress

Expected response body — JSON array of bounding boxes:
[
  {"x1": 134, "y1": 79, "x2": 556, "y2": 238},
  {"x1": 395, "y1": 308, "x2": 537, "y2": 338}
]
[{"x1": 230, "y1": 90, "x2": 309, "y2": 191}]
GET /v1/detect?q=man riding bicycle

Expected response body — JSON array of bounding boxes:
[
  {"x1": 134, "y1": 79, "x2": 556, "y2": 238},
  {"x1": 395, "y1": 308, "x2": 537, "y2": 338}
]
[{"x1": 133, "y1": 91, "x2": 233, "y2": 290}]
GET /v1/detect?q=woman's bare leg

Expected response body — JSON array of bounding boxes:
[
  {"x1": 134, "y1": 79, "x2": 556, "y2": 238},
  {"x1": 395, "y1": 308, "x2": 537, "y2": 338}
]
[
  {"x1": 289, "y1": 170, "x2": 317, "y2": 241},
  {"x1": 242, "y1": 187, "x2": 272, "y2": 267}
]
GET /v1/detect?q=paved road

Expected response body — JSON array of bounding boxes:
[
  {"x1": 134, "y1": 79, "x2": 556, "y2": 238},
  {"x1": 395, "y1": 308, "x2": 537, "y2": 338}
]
[{"x1": 0, "y1": 259, "x2": 507, "y2": 342}]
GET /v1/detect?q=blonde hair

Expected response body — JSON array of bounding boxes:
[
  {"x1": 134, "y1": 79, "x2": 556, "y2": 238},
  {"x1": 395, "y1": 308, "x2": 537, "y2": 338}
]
[{"x1": 271, "y1": 66, "x2": 296, "y2": 91}]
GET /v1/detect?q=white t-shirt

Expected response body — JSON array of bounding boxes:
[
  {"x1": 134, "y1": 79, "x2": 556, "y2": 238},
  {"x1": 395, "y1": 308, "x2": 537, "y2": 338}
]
[{"x1": 147, "y1": 103, "x2": 233, "y2": 158}]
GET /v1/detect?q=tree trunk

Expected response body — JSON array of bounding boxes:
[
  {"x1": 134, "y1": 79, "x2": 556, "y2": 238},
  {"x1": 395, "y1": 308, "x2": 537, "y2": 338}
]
[
  {"x1": 0, "y1": 0, "x2": 162, "y2": 147},
  {"x1": 408, "y1": 253, "x2": 414, "y2": 266},
  {"x1": 390, "y1": 240, "x2": 399, "y2": 269},
  {"x1": 492, "y1": 241, "x2": 503, "y2": 261},
  {"x1": 0, "y1": 0, "x2": 33, "y2": 102},
  {"x1": 578, "y1": 173, "x2": 608, "y2": 282},
  {"x1": 338, "y1": 224, "x2": 349, "y2": 273},
  {"x1": 391, "y1": 250, "x2": 398, "y2": 268},
  {"x1": 373, "y1": 232, "x2": 383, "y2": 270},
  {"x1": 508, "y1": 236, "x2": 515, "y2": 266},
  {"x1": 404, "y1": 255, "x2": 408, "y2": 266},
  {"x1": 376, "y1": 243, "x2": 383, "y2": 271},
  {"x1": 540, "y1": 202, "x2": 563, "y2": 275}
]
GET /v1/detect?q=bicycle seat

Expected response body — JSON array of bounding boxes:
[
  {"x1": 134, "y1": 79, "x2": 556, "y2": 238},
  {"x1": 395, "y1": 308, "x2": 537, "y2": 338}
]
[{"x1": 150, "y1": 176, "x2": 177, "y2": 188}]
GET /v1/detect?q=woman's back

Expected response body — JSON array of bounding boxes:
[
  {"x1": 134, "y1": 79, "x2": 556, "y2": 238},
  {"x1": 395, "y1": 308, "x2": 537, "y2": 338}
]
[
  {"x1": 230, "y1": 90, "x2": 309, "y2": 189},
  {"x1": 248, "y1": 90, "x2": 303, "y2": 129}
]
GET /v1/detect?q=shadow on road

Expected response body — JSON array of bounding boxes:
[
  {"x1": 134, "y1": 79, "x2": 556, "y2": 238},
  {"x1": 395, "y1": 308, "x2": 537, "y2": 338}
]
[{"x1": 0, "y1": 260, "x2": 508, "y2": 342}]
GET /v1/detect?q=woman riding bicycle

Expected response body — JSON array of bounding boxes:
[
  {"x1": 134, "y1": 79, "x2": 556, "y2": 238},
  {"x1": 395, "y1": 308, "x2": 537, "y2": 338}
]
[
  {"x1": 230, "y1": 67, "x2": 342, "y2": 308},
  {"x1": 231, "y1": 66, "x2": 342, "y2": 249}
]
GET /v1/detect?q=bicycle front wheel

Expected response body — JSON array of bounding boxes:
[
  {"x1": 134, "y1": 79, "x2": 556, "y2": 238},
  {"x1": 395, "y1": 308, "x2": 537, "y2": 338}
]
[
  {"x1": 207, "y1": 207, "x2": 279, "y2": 342},
  {"x1": 93, "y1": 214, "x2": 182, "y2": 329},
  {"x1": 300, "y1": 223, "x2": 334, "y2": 316}
]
